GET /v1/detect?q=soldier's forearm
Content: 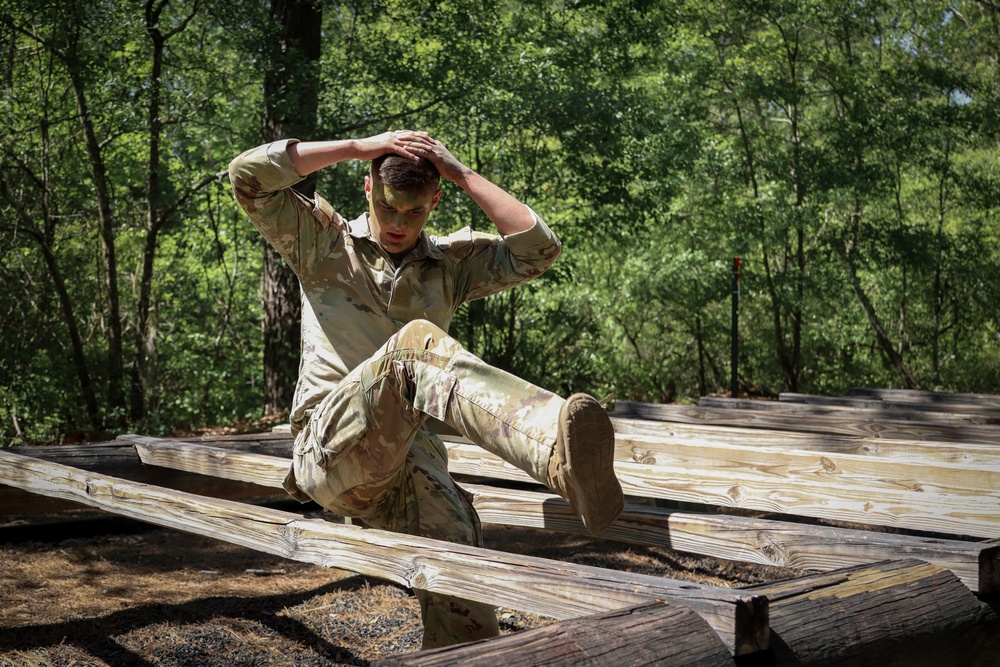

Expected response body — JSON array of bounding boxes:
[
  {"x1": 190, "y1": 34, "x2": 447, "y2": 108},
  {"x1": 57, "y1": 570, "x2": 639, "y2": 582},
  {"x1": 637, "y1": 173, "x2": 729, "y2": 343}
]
[{"x1": 287, "y1": 140, "x2": 363, "y2": 177}]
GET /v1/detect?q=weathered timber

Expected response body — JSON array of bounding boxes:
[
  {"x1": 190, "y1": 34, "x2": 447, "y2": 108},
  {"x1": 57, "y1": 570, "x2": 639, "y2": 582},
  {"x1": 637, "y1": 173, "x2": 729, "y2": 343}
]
[
  {"x1": 780, "y1": 391, "x2": 1000, "y2": 419},
  {"x1": 0, "y1": 439, "x2": 292, "y2": 515},
  {"x1": 746, "y1": 559, "x2": 1000, "y2": 666},
  {"x1": 467, "y1": 484, "x2": 1000, "y2": 596},
  {"x1": 374, "y1": 600, "x2": 735, "y2": 667},
  {"x1": 381, "y1": 560, "x2": 1000, "y2": 667},
  {"x1": 849, "y1": 386, "x2": 1000, "y2": 408},
  {"x1": 612, "y1": 400, "x2": 1000, "y2": 445},
  {"x1": 610, "y1": 430, "x2": 1000, "y2": 494},
  {"x1": 609, "y1": 415, "x2": 1000, "y2": 466},
  {"x1": 125, "y1": 434, "x2": 292, "y2": 487},
  {"x1": 444, "y1": 438, "x2": 1000, "y2": 539},
  {"x1": 127, "y1": 438, "x2": 1000, "y2": 594},
  {"x1": 0, "y1": 450, "x2": 768, "y2": 656},
  {"x1": 699, "y1": 396, "x2": 1000, "y2": 426},
  {"x1": 134, "y1": 433, "x2": 1000, "y2": 538}
]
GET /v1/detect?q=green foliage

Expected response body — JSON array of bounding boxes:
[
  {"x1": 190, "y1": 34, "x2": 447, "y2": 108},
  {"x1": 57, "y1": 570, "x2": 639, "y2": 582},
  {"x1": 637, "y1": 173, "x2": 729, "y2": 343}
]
[{"x1": 2, "y1": 0, "x2": 1000, "y2": 444}]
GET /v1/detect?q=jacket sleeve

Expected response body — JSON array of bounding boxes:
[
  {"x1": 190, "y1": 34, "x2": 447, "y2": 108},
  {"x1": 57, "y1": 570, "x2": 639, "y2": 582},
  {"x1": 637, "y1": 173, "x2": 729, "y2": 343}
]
[
  {"x1": 444, "y1": 206, "x2": 562, "y2": 304},
  {"x1": 228, "y1": 139, "x2": 344, "y2": 280}
]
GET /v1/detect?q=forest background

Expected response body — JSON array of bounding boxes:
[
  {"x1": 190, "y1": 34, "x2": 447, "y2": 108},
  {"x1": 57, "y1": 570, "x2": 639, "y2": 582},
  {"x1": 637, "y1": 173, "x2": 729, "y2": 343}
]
[{"x1": 2, "y1": 0, "x2": 999, "y2": 446}]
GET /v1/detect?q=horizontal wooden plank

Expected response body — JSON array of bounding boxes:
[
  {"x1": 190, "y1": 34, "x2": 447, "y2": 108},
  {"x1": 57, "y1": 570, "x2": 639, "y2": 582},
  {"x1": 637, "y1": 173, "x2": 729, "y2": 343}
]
[
  {"x1": 848, "y1": 387, "x2": 1000, "y2": 408},
  {"x1": 699, "y1": 396, "x2": 1000, "y2": 426},
  {"x1": 609, "y1": 416, "x2": 1000, "y2": 466},
  {"x1": 611, "y1": 430, "x2": 1000, "y2": 493},
  {"x1": 0, "y1": 439, "x2": 289, "y2": 515},
  {"x1": 465, "y1": 484, "x2": 1000, "y2": 596},
  {"x1": 125, "y1": 438, "x2": 999, "y2": 594},
  {"x1": 375, "y1": 600, "x2": 735, "y2": 667},
  {"x1": 0, "y1": 449, "x2": 768, "y2": 656},
  {"x1": 444, "y1": 438, "x2": 1000, "y2": 539},
  {"x1": 780, "y1": 392, "x2": 1000, "y2": 418},
  {"x1": 612, "y1": 400, "x2": 1000, "y2": 445}
]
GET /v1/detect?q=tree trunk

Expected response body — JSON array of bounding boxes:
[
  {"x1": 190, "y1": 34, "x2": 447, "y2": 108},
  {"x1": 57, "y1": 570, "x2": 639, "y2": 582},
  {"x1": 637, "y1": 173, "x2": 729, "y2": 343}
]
[
  {"x1": 259, "y1": 0, "x2": 322, "y2": 418},
  {"x1": 842, "y1": 217, "x2": 918, "y2": 390},
  {"x1": 131, "y1": 0, "x2": 202, "y2": 424},
  {"x1": 67, "y1": 61, "x2": 125, "y2": 424}
]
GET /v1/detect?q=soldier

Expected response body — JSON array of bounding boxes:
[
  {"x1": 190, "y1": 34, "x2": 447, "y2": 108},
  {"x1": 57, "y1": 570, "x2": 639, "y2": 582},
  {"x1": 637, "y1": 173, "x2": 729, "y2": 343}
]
[{"x1": 229, "y1": 130, "x2": 623, "y2": 648}]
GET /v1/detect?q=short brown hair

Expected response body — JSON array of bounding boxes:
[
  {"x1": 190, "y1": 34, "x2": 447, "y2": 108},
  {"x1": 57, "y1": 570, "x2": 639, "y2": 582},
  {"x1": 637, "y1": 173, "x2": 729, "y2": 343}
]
[{"x1": 371, "y1": 154, "x2": 440, "y2": 193}]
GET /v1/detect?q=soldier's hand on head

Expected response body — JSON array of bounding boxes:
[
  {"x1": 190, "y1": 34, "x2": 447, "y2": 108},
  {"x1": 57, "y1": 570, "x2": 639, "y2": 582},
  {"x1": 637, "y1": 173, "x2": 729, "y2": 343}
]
[
  {"x1": 355, "y1": 130, "x2": 430, "y2": 162},
  {"x1": 406, "y1": 136, "x2": 473, "y2": 183}
]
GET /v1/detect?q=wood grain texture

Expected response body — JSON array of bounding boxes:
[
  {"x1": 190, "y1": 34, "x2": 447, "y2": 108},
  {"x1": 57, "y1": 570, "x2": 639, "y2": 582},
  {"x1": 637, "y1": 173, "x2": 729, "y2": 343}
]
[
  {"x1": 0, "y1": 439, "x2": 290, "y2": 515},
  {"x1": 748, "y1": 559, "x2": 1000, "y2": 666},
  {"x1": 444, "y1": 437, "x2": 1000, "y2": 539},
  {"x1": 699, "y1": 396, "x2": 1000, "y2": 426},
  {"x1": 779, "y1": 392, "x2": 1000, "y2": 419},
  {"x1": 612, "y1": 400, "x2": 1000, "y2": 446},
  {"x1": 382, "y1": 560, "x2": 1000, "y2": 667},
  {"x1": 374, "y1": 600, "x2": 735, "y2": 667},
  {"x1": 125, "y1": 438, "x2": 999, "y2": 594},
  {"x1": 0, "y1": 449, "x2": 768, "y2": 656},
  {"x1": 848, "y1": 387, "x2": 1000, "y2": 408},
  {"x1": 609, "y1": 415, "x2": 1000, "y2": 465}
]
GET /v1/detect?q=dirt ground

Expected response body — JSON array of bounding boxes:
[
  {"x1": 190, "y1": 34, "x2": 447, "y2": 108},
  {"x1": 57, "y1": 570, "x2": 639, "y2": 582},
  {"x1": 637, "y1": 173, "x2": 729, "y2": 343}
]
[{"x1": 0, "y1": 508, "x2": 800, "y2": 667}]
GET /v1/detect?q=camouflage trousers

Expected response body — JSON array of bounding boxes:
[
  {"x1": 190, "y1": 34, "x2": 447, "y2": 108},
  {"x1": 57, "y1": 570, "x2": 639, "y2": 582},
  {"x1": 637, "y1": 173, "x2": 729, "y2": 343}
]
[{"x1": 284, "y1": 319, "x2": 564, "y2": 649}]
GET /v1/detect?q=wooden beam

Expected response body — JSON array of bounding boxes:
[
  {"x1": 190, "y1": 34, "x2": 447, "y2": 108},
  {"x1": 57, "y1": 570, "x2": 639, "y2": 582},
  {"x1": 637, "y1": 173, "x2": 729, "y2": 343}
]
[
  {"x1": 612, "y1": 400, "x2": 1000, "y2": 445},
  {"x1": 848, "y1": 387, "x2": 1000, "y2": 409},
  {"x1": 124, "y1": 437, "x2": 999, "y2": 594},
  {"x1": 466, "y1": 484, "x2": 1000, "y2": 596},
  {"x1": 132, "y1": 432, "x2": 1000, "y2": 538},
  {"x1": 382, "y1": 560, "x2": 1000, "y2": 667},
  {"x1": 780, "y1": 392, "x2": 1000, "y2": 419},
  {"x1": 445, "y1": 438, "x2": 1000, "y2": 539},
  {"x1": 0, "y1": 449, "x2": 768, "y2": 656},
  {"x1": 699, "y1": 396, "x2": 1000, "y2": 426},
  {"x1": 609, "y1": 415, "x2": 1000, "y2": 466},
  {"x1": 748, "y1": 559, "x2": 1000, "y2": 666},
  {"x1": 374, "y1": 600, "x2": 735, "y2": 667},
  {"x1": 0, "y1": 439, "x2": 292, "y2": 515}
]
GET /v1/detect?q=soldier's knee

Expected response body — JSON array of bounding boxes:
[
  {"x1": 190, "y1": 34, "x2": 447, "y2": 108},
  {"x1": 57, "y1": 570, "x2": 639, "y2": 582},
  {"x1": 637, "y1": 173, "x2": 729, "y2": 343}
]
[{"x1": 395, "y1": 319, "x2": 448, "y2": 350}]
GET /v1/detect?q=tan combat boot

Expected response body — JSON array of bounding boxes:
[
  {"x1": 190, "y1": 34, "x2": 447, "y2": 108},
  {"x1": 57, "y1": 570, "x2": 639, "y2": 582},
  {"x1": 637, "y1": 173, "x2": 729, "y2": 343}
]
[{"x1": 546, "y1": 393, "x2": 624, "y2": 535}]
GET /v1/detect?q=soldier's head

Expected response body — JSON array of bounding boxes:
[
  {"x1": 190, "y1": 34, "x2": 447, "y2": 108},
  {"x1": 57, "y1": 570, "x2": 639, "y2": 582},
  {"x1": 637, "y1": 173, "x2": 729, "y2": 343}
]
[
  {"x1": 371, "y1": 153, "x2": 440, "y2": 193},
  {"x1": 364, "y1": 154, "x2": 442, "y2": 260}
]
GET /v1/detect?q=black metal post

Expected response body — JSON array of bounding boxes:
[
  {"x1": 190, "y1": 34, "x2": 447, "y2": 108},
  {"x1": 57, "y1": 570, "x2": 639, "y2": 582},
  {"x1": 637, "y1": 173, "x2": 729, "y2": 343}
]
[{"x1": 731, "y1": 257, "x2": 740, "y2": 398}]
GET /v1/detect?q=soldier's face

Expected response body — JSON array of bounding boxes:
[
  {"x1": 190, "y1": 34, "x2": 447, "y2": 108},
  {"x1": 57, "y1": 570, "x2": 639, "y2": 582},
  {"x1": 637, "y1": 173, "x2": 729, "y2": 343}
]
[{"x1": 365, "y1": 175, "x2": 441, "y2": 257}]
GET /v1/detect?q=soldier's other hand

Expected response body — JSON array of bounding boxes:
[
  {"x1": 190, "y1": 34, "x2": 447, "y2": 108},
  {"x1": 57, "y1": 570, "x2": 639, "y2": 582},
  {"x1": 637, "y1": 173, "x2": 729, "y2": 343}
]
[
  {"x1": 406, "y1": 136, "x2": 472, "y2": 183},
  {"x1": 356, "y1": 130, "x2": 430, "y2": 162}
]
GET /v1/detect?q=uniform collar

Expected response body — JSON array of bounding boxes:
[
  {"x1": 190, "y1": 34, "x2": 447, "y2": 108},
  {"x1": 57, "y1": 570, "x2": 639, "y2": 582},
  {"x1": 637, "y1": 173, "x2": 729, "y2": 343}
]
[{"x1": 348, "y1": 213, "x2": 444, "y2": 262}]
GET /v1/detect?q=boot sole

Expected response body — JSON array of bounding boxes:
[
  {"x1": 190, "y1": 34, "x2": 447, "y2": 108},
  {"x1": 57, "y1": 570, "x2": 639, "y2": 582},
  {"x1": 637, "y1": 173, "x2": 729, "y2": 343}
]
[{"x1": 561, "y1": 393, "x2": 624, "y2": 535}]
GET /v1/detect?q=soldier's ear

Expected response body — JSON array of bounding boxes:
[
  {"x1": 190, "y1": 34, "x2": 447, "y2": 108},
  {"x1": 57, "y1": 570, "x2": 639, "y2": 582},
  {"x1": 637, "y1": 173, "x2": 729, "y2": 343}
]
[{"x1": 364, "y1": 174, "x2": 372, "y2": 200}]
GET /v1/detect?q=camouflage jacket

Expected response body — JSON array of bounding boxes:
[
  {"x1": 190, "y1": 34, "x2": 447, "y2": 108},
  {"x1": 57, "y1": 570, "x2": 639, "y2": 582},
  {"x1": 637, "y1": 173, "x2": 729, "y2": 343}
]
[{"x1": 229, "y1": 139, "x2": 562, "y2": 430}]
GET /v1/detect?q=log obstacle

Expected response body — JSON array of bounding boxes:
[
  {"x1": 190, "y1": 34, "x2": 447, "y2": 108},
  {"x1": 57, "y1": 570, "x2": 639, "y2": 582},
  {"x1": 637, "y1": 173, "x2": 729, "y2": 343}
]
[
  {"x1": 445, "y1": 437, "x2": 1000, "y2": 539},
  {"x1": 780, "y1": 391, "x2": 1000, "y2": 418},
  {"x1": 613, "y1": 400, "x2": 1000, "y2": 446},
  {"x1": 4, "y1": 388, "x2": 1000, "y2": 665},
  {"x1": 378, "y1": 559, "x2": 999, "y2": 667},
  {"x1": 848, "y1": 386, "x2": 1000, "y2": 408},
  {"x1": 0, "y1": 449, "x2": 768, "y2": 656},
  {"x1": 374, "y1": 600, "x2": 736, "y2": 667},
  {"x1": 748, "y1": 559, "x2": 1000, "y2": 666},
  {"x1": 6, "y1": 434, "x2": 999, "y2": 594},
  {"x1": 0, "y1": 435, "x2": 292, "y2": 515},
  {"x1": 699, "y1": 395, "x2": 1000, "y2": 425},
  {"x1": 121, "y1": 436, "x2": 1000, "y2": 595}
]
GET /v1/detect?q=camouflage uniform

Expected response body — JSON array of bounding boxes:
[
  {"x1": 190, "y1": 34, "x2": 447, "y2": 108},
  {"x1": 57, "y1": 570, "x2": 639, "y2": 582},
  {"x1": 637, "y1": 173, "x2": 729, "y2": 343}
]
[{"x1": 229, "y1": 140, "x2": 563, "y2": 648}]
